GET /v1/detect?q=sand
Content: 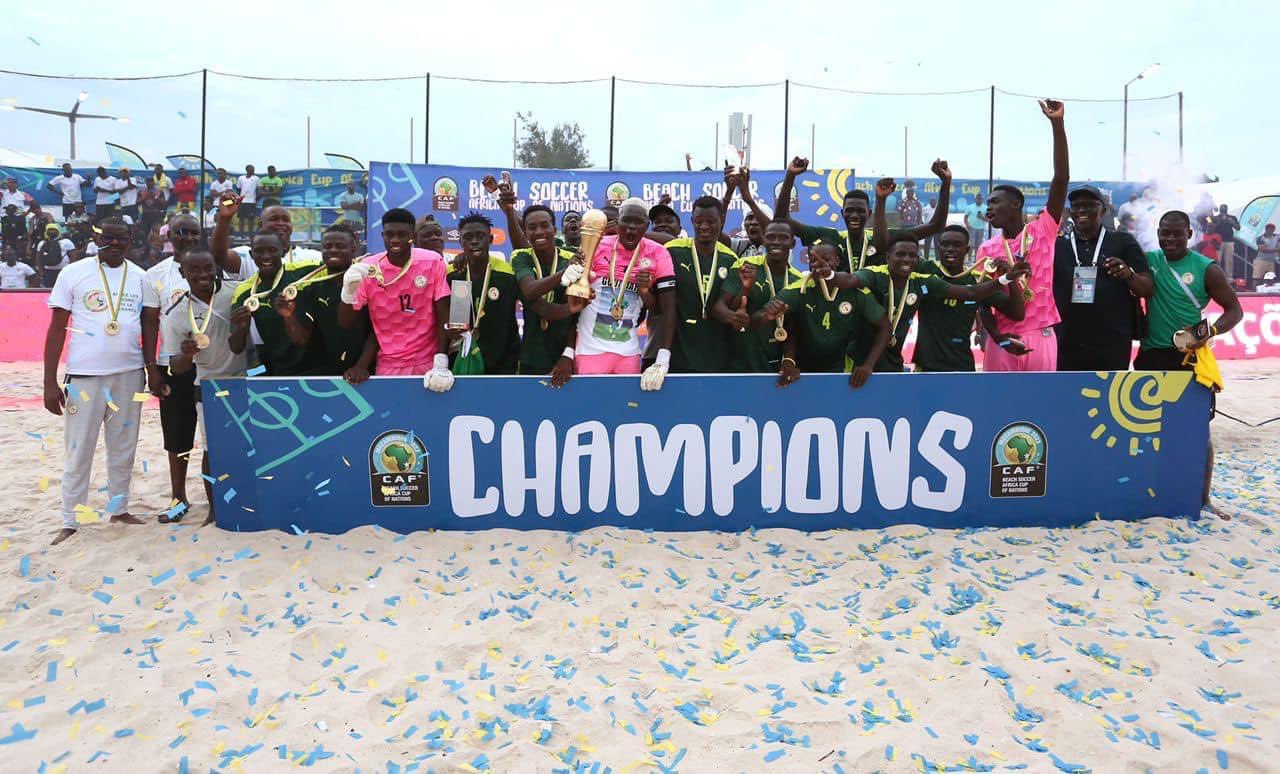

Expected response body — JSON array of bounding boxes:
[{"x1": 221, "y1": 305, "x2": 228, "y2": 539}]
[{"x1": 1, "y1": 360, "x2": 1277, "y2": 773}]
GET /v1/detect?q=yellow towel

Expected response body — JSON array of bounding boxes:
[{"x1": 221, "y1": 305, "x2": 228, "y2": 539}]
[{"x1": 1189, "y1": 345, "x2": 1224, "y2": 392}]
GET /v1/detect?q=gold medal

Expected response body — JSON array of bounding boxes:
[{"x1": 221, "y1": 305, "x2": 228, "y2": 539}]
[
  {"x1": 245, "y1": 296, "x2": 261, "y2": 312},
  {"x1": 540, "y1": 319, "x2": 549, "y2": 331},
  {"x1": 104, "y1": 320, "x2": 121, "y2": 336},
  {"x1": 282, "y1": 285, "x2": 298, "y2": 301},
  {"x1": 95, "y1": 259, "x2": 129, "y2": 338},
  {"x1": 772, "y1": 325, "x2": 788, "y2": 343},
  {"x1": 890, "y1": 335, "x2": 897, "y2": 348},
  {"x1": 195, "y1": 333, "x2": 211, "y2": 350},
  {"x1": 611, "y1": 304, "x2": 624, "y2": 321}
]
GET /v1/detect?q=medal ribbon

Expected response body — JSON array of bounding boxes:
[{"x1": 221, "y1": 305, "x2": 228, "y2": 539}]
[
  {"x1": 246, "y1": 265, "x2": 284, "y2": 304},
  {"x1": 1001, "y1": 228, "x2": 1034, "y2": 300},
  {"x1": 187, "y1": 293, "x2": 214, "y2": 339},
  {"x1": 886, "y1": 275, "x2": 912, "y2": 340},
  {"x1": 846, "y1": 230, "x2": 872, "y2": 270},
  {"x1": 689, "y1": 243, "x2": 717, "y2": 318},
  {"x1": 468, "y1": 260, "x2": 495, "y2": 325},
  {"x1": 608, "y1": 241, "x2": 642, "y2": 315},
  {"x1": 96, "y1": 259, "x2": 129, "y2": 328}
]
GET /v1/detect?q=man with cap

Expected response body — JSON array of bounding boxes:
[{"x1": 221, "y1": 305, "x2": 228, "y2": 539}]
[{"x1": 1052, "y1": 184, "x2": 1153, "y2": 372}]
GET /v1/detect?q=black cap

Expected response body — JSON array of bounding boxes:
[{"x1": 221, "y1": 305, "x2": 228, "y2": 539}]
[
  {"x1": 648, "y1": 203, "x2": 678, "y2": 223},
  {"x1": 1068, "y1": 185, "x2": 1106, "y2": 204}
]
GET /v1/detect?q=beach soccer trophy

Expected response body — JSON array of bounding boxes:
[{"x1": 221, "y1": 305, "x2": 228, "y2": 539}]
[
  {"x1": 447, "y1": 280, "x2": 472, "y2": 331},
  {"x1": 723, "y1": 144, "x2": 745, "y2": 175},
  {"x1": 567, "y1": 209, "x2": 607, "y2": 301}
]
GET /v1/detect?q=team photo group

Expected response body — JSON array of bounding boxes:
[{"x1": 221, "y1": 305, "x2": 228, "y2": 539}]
[{"x1": 41, "y1": 99, "x2": 1242, "y2": 543}]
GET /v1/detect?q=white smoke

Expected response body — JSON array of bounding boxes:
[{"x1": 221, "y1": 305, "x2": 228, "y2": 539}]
[{"x1": 1124, "y1": 163, "x2": 1204, "y2": 252}]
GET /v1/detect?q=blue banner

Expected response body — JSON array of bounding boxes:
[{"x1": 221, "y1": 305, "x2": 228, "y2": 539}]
[
  {"x1": 202, "y1": 372, "x2": 1210, "y2": 535},
  {"x1": 0, "y1": 165, "x2": 365, "y2": 212}
]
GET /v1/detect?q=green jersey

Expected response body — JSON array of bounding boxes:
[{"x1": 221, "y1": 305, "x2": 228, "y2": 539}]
[
  {"x1": 793, "y1": 223, "x2": 914, "y2": 272},
  {"x1": 447, "y1": 256, "x2": 520, "y2": 375},
  {"x1": 913, "y1": 262, "x2": 1006, "y2": 372},
  {"x1": 720, "y1": 255, "x2": 806, "y2": 372},
  {"x1": 259, "y1": 175, "x2": 285, "y2": 202},
  {"x1": 511, "y1": 247, "x2": 576, "y2": 374},
  {"x1": 665, "y1": 238, "x2": 740, "y2": 373},
  {"x1": 298, "y1": 272, "x2": 371, "y2": 375},
  {"x1": 849, "y1": 265, "x2": 954, "y2": 372},
  {"x1": 777, "y1": 277, "x2": 885, "y2": 373},
  {"x1": 231, "y1": 261, "x2": 323, "y2": 376},
  {"x1": 1142, "y1": 249, "x2": 1212, "y2": 351}
]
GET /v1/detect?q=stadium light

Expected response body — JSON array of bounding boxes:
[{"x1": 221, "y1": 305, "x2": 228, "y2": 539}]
[{"x1": 1123, "y1": 63, "x2": 1161, "y2": 179}]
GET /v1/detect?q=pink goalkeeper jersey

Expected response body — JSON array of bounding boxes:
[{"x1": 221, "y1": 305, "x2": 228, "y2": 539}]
[
  {"x1": 975, "y1": 208, "x2": 1061, "y2": 335},
  {"x1": 576, "y1": 235, "x2": 675, "y2": 357},
  {"x1": 352, "y1": 248, "x2": 449, "y2": 369}
]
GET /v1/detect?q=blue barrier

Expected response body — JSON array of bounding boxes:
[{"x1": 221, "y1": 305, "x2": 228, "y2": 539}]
[{"x1": 203, "y1": 372, "x2": 1210, "y2": 534}]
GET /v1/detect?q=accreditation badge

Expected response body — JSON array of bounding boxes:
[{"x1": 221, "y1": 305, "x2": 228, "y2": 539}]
[{"x1": 1071, "y1": 265, "x2": 1097, "y2": 304}]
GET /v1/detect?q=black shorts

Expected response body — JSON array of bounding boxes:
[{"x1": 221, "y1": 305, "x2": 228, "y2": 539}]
[
  {"x1": 159, "y1": 366, "x2": 198, "y2": 453},
  {"x1": 1057, "y1": 338, "x2": 1133, "y2": 372}
]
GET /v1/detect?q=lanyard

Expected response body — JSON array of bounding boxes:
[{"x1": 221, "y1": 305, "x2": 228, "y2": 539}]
[
  {"x1": 96, "y1": 259, "x2": 129, "y2": 326},
  {"x1": 187, "y1": 293, "x2": 214, "y2": 337},
  {"x1": 1070, "y1": 229, "x2": 1106, "y2": 267},
  {"x1": 377, "y1": 255, "x2": 414, "y2": 288},
  {"x1": 689, "y1": 242, "x2": 718, "y2": 318},
  {"x1": 531, "y1": 248, "x2": 570, "y2": 303},
  {"x1": 886, "y1": 275, "x2": 912, "y2": 337},
  {"x1": 1000, "y1": 228, "x2": 1034, "y2": 300},
  {"x1": 247, "y1": 266, "x2": 284, "y2": 302},
  {"x1": 608, "y1": 242, "x2": 642, "y2": 304},
  {"x1": 467, "y1": 260, "x2": 494, "y2": 324},
  {"x1": 846, "y1": 230, "x2": 871, "y2": 270}
]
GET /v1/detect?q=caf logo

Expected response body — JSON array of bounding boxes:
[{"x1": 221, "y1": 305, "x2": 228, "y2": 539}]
[
  {"x1": 990, "y1": 422, "x2": 1047, "y2": 498},
  {"x1": 170, "y1": 289, "x2": 186, "y2": 307},
  {"x1": 433, "y1": 177, "x2": 459, "y2": 212},
  {"x1": 606, "y1": 182, "x2": 630, "y2": 206},
  {"x1": 369, "y1": 430, "x2": 430, "y2": 507},
  {"x1": 83, "y1": 290, "x2": 108, "y2": 312}
]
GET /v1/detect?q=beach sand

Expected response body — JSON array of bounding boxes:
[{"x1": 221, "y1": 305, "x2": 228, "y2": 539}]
[{"x1": 1, "y1": 360, "x2": 1276, "y2": 772}]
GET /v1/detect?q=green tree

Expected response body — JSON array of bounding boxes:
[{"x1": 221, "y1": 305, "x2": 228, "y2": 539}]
[{"x1": 515, "y1": 112, "x2": 591, "y2": 169}]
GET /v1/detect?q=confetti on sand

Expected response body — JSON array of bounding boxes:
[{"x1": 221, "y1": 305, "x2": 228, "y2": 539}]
[{"x1": 1, "y1": 359, "x2": 1277, "y2": 770}]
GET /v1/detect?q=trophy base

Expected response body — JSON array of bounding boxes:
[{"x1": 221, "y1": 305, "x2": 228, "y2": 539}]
[
  {"x1": 566, "y1": 287, "x2": 593, "y2": 300},
  {"x1": 444, "y1": 323, "x2": 470, "y2": 332}
]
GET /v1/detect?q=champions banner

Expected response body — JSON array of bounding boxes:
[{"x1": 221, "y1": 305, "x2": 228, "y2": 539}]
[
  {"x1": 202, "y1": 372, "x2": 1210, "y2": 535},
  {"x1": 366, "y1": 161, "x2": 1146, "y2": 256}
]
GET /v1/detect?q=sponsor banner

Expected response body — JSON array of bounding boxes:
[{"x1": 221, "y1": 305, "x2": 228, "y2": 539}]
[
  {"x1": 366, "y1": 162, "x2": 1146, "y2": 256},
  {"x1": 202, "y1": 371, "x2": 1210, "y2": 535}
]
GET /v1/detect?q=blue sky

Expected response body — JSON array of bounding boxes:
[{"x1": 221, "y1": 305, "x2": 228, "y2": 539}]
[{"x1": 0, "y1": 0, "x2": 1270, "y2": 184}]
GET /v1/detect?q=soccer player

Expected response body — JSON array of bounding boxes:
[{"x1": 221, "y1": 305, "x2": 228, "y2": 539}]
[
  {"x1": 913, "y1": 225, "x2": 1024, "y2": 372},
  {"x1": 569, "y1": 197, "x2": 676, "y2": 390},
  {"x1": 713, "y1": 220, "x2": 805, "y2": 372},
  {"x1": 285, "y1": 224, "x2": 377, "y2": 382},
  {"x1": 42, "y1": 218, "x2": 152, "y2": 544},
  {"x1": 561, "y1": 211, "x2": 582, "y2": 249},
  {"x1": 975, "y1": 99, "x2": 1070, "y2": 371},
  {"x1": 229, "y1": 231, "x2": 322, "y2": 375},
  {"x1": 776, "y1": 157, "x2": 952, "y2": 271},
  {"x1": 338, "y1": 208, "x2": 453, "y2": 388},
  {"x1": 663, "y1": 196, "x2": 741, "y2": 372},
  {"x1": 143, "y1": 212, "x2": 250, "y2": 522},
  {"x1": 496, "y1": 191, "x2": 579, "y2": 375},
  {"x1": 824, "y1": 233, "x2": 1030, "y2": 372},
  {"x1": 447, "y1": 212, "x2": 520, "y2": 375},
  {"x1": 763, "y1": 243, "x2": 888, "y2": 389},
  {"x1": 161, "y1": 248, "x2": 247, "y2": 524},
  {"x1": 416, "y1": 214, "x2": 446, "y2": 255},
  {"x1": 1136, "y1": 210, "x2": 1243, "y2": 515}
]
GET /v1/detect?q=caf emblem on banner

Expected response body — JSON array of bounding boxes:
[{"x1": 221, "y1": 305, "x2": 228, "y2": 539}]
[
  {"x1": 369, "y1": 430, "x2": 430, "y2": 507},
  {"x1": 433, "y1": 177, "x2": 459, "y2": 212},
  {"x1": 606, "y1": 182, "x2": 630, "y2": 206},
  {"x1": 990, "y1": 422, "x2": 1047, "y2": 498}
]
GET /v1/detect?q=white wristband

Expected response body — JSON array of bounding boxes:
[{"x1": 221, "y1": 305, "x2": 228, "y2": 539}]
[
  {"x1": 561, "y1": 347, "x2": 575, "y2": 360},
  {"x1": 998, "y1": 274, "x2": 1013, "y2": 286},
  {"x1": 655, "y1": 348, "x2": 671, "y2": 367}
]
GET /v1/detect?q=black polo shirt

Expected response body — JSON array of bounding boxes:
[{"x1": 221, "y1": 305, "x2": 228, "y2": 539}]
[{"x1": 1052, "y1": 228, "x2": 1148, "y2": 346}]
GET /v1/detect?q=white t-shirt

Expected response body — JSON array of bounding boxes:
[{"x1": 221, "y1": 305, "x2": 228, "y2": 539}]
[
  {"x1": 145, "y1": 255, "x2": 255, "y2": 364},
  {"x1": 0, "y1": 190, "x2": 25, "y2": 210},
  {"x1": 0, "y1": 261, "x2": 35, "y2": 289},
  {"x1": 93, "y1": 176, "x2": 121, "y2": 205},
  {"x1": 85, "y1": 242, "x2": 99, "y2": 259},
  {"x1": 36, "y1": 238, "x2": 76, "y2": 270},
  {"x1": 51, "y1": 174, "x2": 86, "y2": 204},
  {"x1": 48, "y1": 257, "x2": 146, "y2": 375},
  {"x1": 237, "y1": 175, "x2": 260, "y2": 204},
  {"x1": 210, "y1": 179, "x2": 236, "y2": 198},
  {"x1": 116, "y1": 178, "x2": 140, "y2": 207},
  {"x1": 159, "y1": 283, "x2": 246, "y2": 383}
]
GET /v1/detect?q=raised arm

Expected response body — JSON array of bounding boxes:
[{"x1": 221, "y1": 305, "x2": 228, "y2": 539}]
[
  {"x1": 908, "y1": 160, "x2": 952, "y2": 241},
  {"x1": 1041, "y1": 99, "x2": 1069, "y2": 222},
  {"x1": 738, "y1": 172, "x2": 775, "y2": 227},
  {"x1": 488, "y1": 177, "x2": 529, "y2": 251},
  {"x1": 210, "y1": 195, "x2": 244, "y2": 275},
  {"x1": 777, "y1": 157, "x2": 810, "y2": 233},
  {"x1": 872, "y1": 178, "x2": 895, "y2": 253}
]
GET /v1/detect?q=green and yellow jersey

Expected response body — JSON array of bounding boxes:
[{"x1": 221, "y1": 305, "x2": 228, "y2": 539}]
[
  {"x1": 665, "y1": 237, "x2": 740, "y2": 373},
  {"x1": 510, "y1": 247, "x2": 576, "y2": 374},
  {"x1": 447, "y1": 255, "x2": 520, "y2": 375},
  {"x1": 720, "y1": 255, "x2": 806, "y2": 373},
  {"x1": 776, "y1": 275, "x2": 885, "y2": 373},
  {"x1": 231, "y1": 259, "x2": 323, "y2": 376}
]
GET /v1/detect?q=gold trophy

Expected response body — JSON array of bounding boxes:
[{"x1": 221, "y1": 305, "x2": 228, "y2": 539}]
[{"x1": 567, "y1": 209, "x2": 607, "y2": 300}]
